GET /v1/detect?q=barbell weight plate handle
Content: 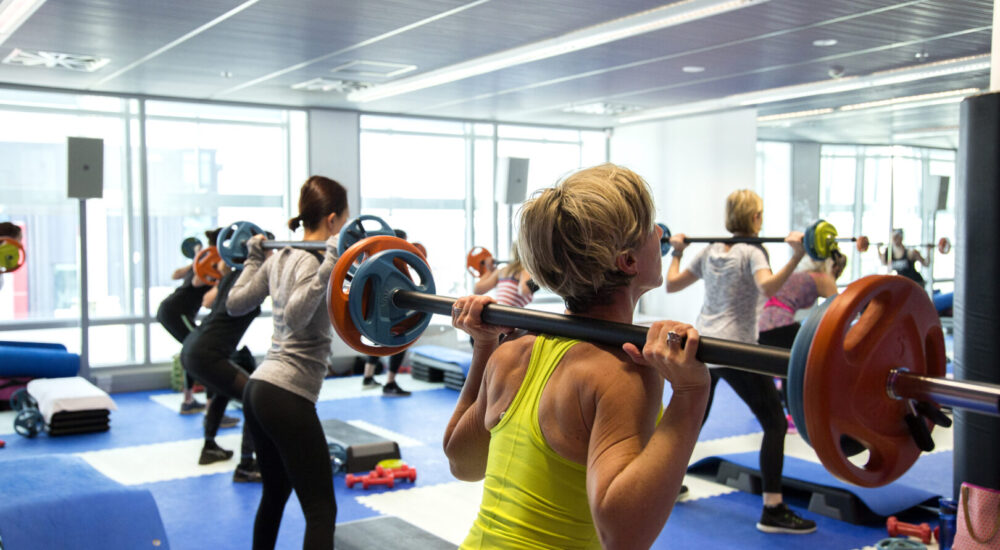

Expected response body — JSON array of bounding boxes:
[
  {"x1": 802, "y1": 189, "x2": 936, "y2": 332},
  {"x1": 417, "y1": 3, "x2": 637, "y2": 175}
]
[
  {"x1": 337, "y1": 215, "x2": 395, "y2": 255},
  {"x1": 350, "y1": 249, "x2": 435, "y2": 348}
]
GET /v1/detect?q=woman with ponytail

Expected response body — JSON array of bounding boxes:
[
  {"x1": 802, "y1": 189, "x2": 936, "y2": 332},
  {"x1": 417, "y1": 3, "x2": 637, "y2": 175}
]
[{"x1": 227, "y1": 175, "x2": 349, "y2": 550}]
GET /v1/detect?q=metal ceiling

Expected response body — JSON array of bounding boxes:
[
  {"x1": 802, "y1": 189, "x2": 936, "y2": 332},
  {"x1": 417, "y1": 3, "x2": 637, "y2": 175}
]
[{"x1": 0, "y1": 0, "x2": 992, "y2": 147}]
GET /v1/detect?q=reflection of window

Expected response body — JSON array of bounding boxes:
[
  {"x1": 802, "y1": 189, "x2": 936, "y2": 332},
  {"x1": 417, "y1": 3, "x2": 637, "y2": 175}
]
[{"x1": 817, "y1": 144, "x2": 954, "y2": 286}]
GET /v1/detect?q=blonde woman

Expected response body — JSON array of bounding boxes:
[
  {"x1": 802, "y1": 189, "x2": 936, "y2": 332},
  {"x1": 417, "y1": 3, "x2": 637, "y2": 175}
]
[
  {"x1": 666, "y1": 189, "x2": 815, "y2": 534},
  {"x1": 445, "y1": 163, "x2": 709, "y2": 549}
]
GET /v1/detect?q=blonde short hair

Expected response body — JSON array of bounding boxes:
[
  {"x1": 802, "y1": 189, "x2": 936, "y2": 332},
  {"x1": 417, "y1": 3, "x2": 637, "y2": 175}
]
[
  {"x1": 518, "y1": 163, "x2": 654, "y2": 313},
  {"x1": 725, "y1": 189, "x2": 763, "y2": 235}
]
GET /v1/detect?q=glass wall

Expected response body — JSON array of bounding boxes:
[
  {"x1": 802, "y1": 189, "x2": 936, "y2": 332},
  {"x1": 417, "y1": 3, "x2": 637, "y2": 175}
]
[
  {"x1": 817, "y1": 145, "x2": 955, "y2": 289},
  {"x1": 359, "y1": 116, "x2": 607, "y2": 300},
  {"x1": 0, "y1": 88, "x2": 306, "y2": 371}
]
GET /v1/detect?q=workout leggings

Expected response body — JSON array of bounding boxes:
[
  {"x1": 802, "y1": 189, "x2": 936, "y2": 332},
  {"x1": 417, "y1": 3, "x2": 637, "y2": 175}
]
[
  {"x1": 244, "y1": 379, "x2": 335, "y2": 550},
  {"x1": 701, "y1": 367, "x2": 787, "y2": 494},
  {"x1": 758, "y1": 323, "x2": 800, "y2": 406},
  {"x1": 366, "y1": 352, "x2": 404, "y2": 374},
  {"x1": 182, "y1": 345, "x2": 255, "y2": 459},
  {"x1": 157, "y1": 304, "x2": 197, "y2": 391}
]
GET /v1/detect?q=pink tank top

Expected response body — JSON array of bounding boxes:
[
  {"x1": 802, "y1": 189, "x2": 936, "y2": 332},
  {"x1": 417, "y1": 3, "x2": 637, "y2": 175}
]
[{"x1": 496, "y1": 277, "x2": 532, "y2": 308}]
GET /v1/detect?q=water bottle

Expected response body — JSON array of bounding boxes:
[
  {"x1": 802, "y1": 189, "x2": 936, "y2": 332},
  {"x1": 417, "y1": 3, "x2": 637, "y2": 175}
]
[{"x1": 938, "y1": 496, "x2": 957, "y2": 550}]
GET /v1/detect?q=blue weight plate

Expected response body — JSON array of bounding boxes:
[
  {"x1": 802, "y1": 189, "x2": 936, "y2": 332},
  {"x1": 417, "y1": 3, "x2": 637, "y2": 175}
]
[
  {"x1": 348, "y1": 249, "x2": 435, "y2": 348},
  {"x1": 337, "y1": 215, "x2": 395, "y2": 254},
  {"x1": 658, "y1": 223, "x2": 672, "y2": 257},
  {"x1": 787, "y1": 296, "x2": 833, "y2": 447},
  {"x1": 216, "y1": 221, "x2": 264, "y2": 268},
  {"x1": 803, "y1": 219, "x2": 822, "y2": 261},
  {"x1": 181, "y1": 237, "x2": 202, "y2": 259}
]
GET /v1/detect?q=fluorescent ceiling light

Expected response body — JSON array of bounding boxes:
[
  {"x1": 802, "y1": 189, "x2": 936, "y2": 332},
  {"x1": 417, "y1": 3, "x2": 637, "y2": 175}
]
[
  {"x1": 892, "y1": 126, "x2": 959, "y2": 140},
  {"x1": 756, "y1": 88, "x2": 978, "y2": 126},
  {"x1": 562, "y1": 102, "x2": 642, "y2": 115},
  {"x1": 812, "y1": 39, "x2": 838, "y2": 47},
  {"x1": 348, "y1": 0, "x2": 770, "y2": 103},
  {"x1": 756, "y1": 108, "x2": 834, "y2": 122},
  {"x1": 619, "y1": 54, "x2": 989, "y2": 124},
  {"x1": 0, "y1": 0, "x2": 46, "y2": 45}
]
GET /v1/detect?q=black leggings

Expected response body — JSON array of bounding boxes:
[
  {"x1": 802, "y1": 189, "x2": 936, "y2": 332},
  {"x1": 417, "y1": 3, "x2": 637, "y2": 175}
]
[
  {"x1": 701, "y1": 367, "x2": 787, "y2": 494},
  {"x1": 244, "y1": 379, "x2": 335, "y2": 550},
  {"x1": 182, "y1": 343, "x2": 255, "y2": 459},
  {"x1": 758, "y1": 323, "x2": 800, "y2": 406},
  {"x1": 157, "y1": 302, "x2": 197, "y2": 391},
  {"x1": 366, "y1": 352, "x2": 404, "y2": 374}
]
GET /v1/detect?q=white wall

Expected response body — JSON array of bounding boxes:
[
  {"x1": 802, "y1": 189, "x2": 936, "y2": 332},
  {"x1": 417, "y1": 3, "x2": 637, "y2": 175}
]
[
  {"x1": 610, "y1": 108, "x2": 758, "y2": 324},
  {"x1": 308, "y1": 110, "x2": 361, "y2": 215}
]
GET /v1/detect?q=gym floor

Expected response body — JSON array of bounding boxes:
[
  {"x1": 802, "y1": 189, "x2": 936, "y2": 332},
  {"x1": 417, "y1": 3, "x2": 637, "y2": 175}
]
[{"x1": 0, "y1": 363, "x2": 953, "y2": 549}]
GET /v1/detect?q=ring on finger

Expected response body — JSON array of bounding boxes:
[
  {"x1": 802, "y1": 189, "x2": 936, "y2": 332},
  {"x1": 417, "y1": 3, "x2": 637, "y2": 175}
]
[{"x1": 666, "y1": 331, "x2": 682, "y2": 345}]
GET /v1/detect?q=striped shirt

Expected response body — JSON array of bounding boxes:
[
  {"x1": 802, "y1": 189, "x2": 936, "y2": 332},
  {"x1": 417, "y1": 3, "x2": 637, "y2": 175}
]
[{"x1": 496, "y1": 277, "x2": 533, "y2": 308}]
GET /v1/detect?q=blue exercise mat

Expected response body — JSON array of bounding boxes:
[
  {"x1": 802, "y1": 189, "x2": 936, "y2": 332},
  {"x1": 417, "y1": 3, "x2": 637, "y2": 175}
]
[
  {"x1": 0, "y1": 342, "x2": 80, "y2": 377},
  {"x1": 411, "y1": 345, "x2": 474, "y2": 377},
  {"x1": 933, "y1": 291, "x2": 953, "y2": 313},
  {"x1": 0, "y1": 455, "x2": 170, "y2": 549},
  {"x1": 689, "y1": 451, "x2": 941, "y2": 518}
]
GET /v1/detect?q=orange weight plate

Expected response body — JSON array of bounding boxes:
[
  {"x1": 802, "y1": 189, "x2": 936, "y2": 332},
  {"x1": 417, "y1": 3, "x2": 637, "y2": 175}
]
[
  {"x1": 466, "y1": 247, "x2": 493, "y2": 277},
  {"x1": 328, "y1": 236, "x2": 424, "y2": 356},
  {"x1": 803, "y1": 275, "x2": 946, "y2": 487},
  {"x1": 193, "y1": 246, "x2": 223, "y2": 285}
]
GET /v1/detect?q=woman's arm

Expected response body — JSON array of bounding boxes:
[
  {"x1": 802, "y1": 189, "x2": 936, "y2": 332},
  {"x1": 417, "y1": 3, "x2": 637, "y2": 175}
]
[
  {"x1": 172, "y1": 264, "x2": 192, "y2": 280},
  {"x1": 754, "y1": 232, "x2": 806, "y2": 298},
  {"x1": 443, "y1": 295, "x2": 511, "y2": 480},
  {"x1": 201, "y1": 285, "x2": 219, "y2": 309},
  {"x1": 665, "y1": 234, "x2": 699, "y2": 292},
  {"x1": 473, "y1": 268, "x2": 499, "y2": 295},
  {"x1": 226, "y1": 236, "x2": 271, "y2": 316},
  {"x1": 587, "y1": 322, "x2": 710, "y2": 550},
  {"x1": 283, "y1": 236, "x2": 340, "y2": 332},
  {"x1": 910, "y1": 248, "x2": 929, "y2": 266},
  {"x1": 811, "y1": 272, "x2": 840, "y2": 298}
]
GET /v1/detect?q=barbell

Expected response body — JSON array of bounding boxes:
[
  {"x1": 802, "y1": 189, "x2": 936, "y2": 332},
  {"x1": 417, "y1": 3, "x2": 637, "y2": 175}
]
[
  {"x1": 0, "y1": 237, "x2": 26, "y2": 274},
  {"x1": 180, "y1": 237, "x2": 203, "y2": 260},
  {"x1": 855, "y1": 236, "x2": 952, "y2": 256},
  {"x1": 660, "y1": 219, "x2": 856, "y2": 261},
  {"x1": 215, "y1": 215, "x2": 395, "y2": 268},
  {"x1": 326, "y1": 235, "x2": 1000, "y2": 488},
  {"x1": 192, "y1": 246, "x2": 224, "y2": 285},
  {"x1": 466, "y1": 247, "x2": 509, "y2": 277}
]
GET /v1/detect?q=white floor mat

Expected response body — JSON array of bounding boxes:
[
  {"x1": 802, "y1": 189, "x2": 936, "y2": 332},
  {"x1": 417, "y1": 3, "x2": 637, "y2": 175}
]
[
  {"x1": 78, "y1": 433, "x2": 243, "y2": 485},
  {"x1": 0, "y1": 410, "x2": 17, "y2": 436},
  {"x1": 356, "y1": 481, "x2": 483, "y2": 546},
  {"x1": 149, "y1": 374, "x2": 443, "y2": 412}
]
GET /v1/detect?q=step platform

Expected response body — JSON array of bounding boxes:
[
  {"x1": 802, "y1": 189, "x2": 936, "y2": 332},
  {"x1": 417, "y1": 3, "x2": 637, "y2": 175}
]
[
  {"x1": 409, "y1": 345, "x2": 473, "y2": 391},
  {"x1": 322, "y1": 418, "x2": 401, "y2": 474},
  {"x1": 688, "y1": 451, "x2": 941, "y2": 524}
]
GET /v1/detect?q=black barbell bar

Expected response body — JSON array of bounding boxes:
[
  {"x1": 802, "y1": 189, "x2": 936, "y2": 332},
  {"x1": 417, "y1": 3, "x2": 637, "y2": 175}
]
[{"x1": 390, "y1": 289, "x2": 1000, "y2": 417}]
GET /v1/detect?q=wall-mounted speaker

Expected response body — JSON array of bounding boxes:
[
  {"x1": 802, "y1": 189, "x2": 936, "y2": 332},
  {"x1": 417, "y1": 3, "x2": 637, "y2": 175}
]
[{"x1": 495, "y1": 157, "x2": 529, "y2": 205}]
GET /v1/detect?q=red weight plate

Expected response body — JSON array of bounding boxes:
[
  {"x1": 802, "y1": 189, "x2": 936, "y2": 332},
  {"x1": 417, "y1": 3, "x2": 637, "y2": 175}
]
[
  {"x1": 937, "y1": 237, "x2": 951, "y2": 255},
  {"x1": 855, "y1": 235, "x2": 870, "y2": 253},
  {"x1": 804, "y1": 275, "x2": 946, "y2": 487},
  {"x1": 328, "y1": 236, "x2": 425, "y2": 356},
  {"x1": 193, "y1": 246, "x2": 223, "y2": 285},
  {"x1": 466, "y1": 247, "x2": 493, "y2": 277}
]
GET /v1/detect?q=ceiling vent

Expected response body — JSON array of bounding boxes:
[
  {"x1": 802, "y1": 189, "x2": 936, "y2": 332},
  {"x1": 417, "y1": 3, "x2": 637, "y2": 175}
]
[
  {"x1": 562, "y1": 102, "x2": 642, "y2": 116},
  {"x1": 2, "y1": 48, "x2": 110, "y2": 72},
  {"x1": 329, "y1": 60, "x2": 416, "y2": 80},
  {"x1": 291, "y1": 78, "x2": 374, "y2": 93}
]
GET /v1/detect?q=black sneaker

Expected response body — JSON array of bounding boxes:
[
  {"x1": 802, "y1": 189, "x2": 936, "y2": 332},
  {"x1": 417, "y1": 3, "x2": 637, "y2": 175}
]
[
  {"x1": 757, "y1": 503, "x2": 817, "y2": 534},
  {"x1": 233, "y1": 460, "x2": 262, "y2": 483},
  {"x1": 219, "y1": 414, "x2": 240, "y2": 429},
  {"x1": 362, "y1": 377, "x2": 382, "y2": 390},
  {"x1": 180, "y1": 398, "x2": 205, "y2": 415},
  {"x1": 676, "y1": 484, "x2": 690, "y2": 502},
  {"x1": 382, "y1": 381, "x2": 411, "y2": 397},
  {"x1": 199, "y1": 441, "x2": 234, "y2": 465}
]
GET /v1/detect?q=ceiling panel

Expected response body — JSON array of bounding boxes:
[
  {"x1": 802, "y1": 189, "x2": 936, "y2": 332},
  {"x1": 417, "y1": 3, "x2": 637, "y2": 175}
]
[{"x1": 0, "y1": 0, "x2": 991, "y2": 145}]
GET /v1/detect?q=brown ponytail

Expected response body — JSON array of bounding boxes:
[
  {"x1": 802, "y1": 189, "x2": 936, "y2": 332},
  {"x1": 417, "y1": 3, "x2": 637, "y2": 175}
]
[{"x1": 291, "y1": 176, "x2": 348, "y2": 232}]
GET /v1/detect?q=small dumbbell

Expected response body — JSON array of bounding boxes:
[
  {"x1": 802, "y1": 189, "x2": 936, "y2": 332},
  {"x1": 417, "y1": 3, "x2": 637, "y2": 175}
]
[
  {"x1": 375, "y1": 464, "x2": 417, "y2": 483},
  {"x1": 886, "y1": 516, "x2": 932, "y2": 544},
  {"x1": 362, "y1": 472, "x2": 395, "y2": 490}
]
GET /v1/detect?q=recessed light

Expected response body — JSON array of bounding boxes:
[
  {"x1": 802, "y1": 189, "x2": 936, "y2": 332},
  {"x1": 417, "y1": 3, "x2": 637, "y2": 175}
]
[
  {"x1": 914, "y1": 51, "x2": 930, "y2": 61},
  {"x1": 812, "y1": 39, "x2": 838, "y2": 47},
  {"x1": 682, "y1": 66, "x2": 705, "y2": 73}
]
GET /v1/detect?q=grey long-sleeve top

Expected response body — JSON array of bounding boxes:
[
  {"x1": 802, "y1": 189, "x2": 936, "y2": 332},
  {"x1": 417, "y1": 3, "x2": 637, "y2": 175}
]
[{"x1": 227, "y1": 236, "x2": 339, "y2": 403}]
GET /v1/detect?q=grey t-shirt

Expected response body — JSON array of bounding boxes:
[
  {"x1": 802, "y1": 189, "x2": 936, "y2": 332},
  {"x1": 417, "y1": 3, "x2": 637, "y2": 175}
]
[
  {"x1": 227, "y1": 239, "x2": 338, "y2": 403},
  {"x1": 687, "y1": 243, "x2": 771, "y2": 344}
]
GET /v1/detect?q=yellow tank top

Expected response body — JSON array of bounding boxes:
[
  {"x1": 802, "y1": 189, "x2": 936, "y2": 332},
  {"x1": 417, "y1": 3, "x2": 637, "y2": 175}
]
[{"x1": 461, "y1": 335, "x2": 600, "y2": 550}]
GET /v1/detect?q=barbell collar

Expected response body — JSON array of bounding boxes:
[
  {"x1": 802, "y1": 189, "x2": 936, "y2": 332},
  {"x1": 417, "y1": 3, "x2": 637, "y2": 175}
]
[
  {"x1": 888, "y1": 369, "x2": 1000, "y2": 417},
  {"x1": 391, "y1": 290, "x2": 791, "y2": 378},
  {"x1": 260, "y1": 240, "x2": 326, "y2": 251}
]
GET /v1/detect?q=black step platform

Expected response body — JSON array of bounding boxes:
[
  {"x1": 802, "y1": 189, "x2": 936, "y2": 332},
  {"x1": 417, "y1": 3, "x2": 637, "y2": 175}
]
[{"x1": 322, "y1": 419, "x2": 401, "y2": 474}]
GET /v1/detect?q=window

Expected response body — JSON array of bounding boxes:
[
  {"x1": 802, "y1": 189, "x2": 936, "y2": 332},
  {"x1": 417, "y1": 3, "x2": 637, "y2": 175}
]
[
  {"x1": 0, "y1": 89, "x2": 306, "y2": 371},
  {"x1": 359, "y1": 116, "x2": 607, "y2": 301}
]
